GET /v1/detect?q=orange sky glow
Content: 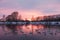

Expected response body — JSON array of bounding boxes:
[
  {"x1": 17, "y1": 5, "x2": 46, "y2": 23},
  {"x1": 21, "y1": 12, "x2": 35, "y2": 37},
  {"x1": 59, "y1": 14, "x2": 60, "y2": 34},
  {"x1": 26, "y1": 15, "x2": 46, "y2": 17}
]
[
  {"x1": 0, "y1": 8, "x2": 44, "y2": 20},
  {"x1": 0, "y1": 8, "x2": 60, "y2": 21},
  {"x1": 0, "y1": 0, "x2": 60, "y2": 21}
]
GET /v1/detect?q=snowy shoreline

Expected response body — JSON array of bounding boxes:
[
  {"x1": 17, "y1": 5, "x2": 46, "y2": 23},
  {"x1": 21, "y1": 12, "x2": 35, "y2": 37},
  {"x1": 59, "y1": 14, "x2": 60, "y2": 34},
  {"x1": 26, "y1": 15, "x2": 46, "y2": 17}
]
[{"x1": 0, "y1": 22, "x2": 60, "y2": 25}]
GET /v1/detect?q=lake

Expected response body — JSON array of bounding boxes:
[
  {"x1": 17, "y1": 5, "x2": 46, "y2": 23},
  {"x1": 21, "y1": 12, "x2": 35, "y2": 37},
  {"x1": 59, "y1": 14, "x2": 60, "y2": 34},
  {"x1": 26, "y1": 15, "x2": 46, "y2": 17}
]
[{"x1": 0, "y1": 24, "x2": 60, "y2": 40}]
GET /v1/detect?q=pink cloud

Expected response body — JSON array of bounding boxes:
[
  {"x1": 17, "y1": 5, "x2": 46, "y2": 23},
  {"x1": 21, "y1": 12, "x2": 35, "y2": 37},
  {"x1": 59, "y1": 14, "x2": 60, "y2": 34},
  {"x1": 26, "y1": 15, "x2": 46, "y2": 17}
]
[{"x1": 0, "y1": 8, "x2": 44, "y2": 20}]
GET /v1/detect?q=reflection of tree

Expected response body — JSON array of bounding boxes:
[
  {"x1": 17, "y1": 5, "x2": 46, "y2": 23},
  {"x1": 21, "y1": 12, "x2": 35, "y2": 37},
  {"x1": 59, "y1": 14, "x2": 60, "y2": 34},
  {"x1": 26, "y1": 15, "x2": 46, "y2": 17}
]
[
  {"x1": 29, "y1": 25, "x2": 34, "y2": 35},
  {"x1": 6, "y1": 25, "x2": 18, "y2": 35},
  {"x1": 1, "y1": 24, "x2": 60, "y2": 38},
  {"x1": 35, "y1": 25, "x2": 43, "y2": 34},
  {"x1": 31, "y1": 25, "x2": 33, "y2": 35},
  {"x1": 1, "y1": 25, "x2": 6, "y2": 33},
  {"x1": 17, "y1": 25, "x2": 24, "y2": 34}
]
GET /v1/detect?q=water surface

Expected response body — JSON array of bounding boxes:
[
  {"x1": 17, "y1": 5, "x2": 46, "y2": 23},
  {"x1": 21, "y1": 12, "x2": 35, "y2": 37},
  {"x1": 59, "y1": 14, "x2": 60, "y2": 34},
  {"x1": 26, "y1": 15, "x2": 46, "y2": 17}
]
[{"x1": 0, "y1": 25, "x2": 60, "y2": 40}]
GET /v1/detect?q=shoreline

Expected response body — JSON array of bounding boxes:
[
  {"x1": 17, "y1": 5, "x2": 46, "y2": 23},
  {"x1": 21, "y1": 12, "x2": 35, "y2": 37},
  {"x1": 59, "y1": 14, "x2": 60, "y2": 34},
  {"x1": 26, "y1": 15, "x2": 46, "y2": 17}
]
[{"x1": 0, "y1": 21, "x2": 60, "y2": 25}]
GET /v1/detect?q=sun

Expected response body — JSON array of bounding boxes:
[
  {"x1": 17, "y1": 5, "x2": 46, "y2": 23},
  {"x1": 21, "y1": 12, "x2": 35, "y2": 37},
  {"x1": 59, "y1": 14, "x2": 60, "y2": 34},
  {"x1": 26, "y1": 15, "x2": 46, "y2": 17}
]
[{"x1": 18, "y1": 10, "x2": 44, "y2": 21}]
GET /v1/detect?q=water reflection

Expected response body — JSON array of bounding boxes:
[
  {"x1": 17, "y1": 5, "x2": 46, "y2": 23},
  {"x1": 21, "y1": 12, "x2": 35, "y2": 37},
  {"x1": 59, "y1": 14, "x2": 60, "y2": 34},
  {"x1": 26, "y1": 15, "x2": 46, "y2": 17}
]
[
  {"x1": 6, "y1": 25, "x2": 18, "y2": 35},
  {"x1": 0, "y1": 25, "x2": 60, "y2": 40}
]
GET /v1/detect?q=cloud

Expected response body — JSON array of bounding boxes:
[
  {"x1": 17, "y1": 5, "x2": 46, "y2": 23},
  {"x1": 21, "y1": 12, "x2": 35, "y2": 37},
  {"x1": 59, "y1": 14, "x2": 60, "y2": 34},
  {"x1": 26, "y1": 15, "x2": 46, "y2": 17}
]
[
  {"x1": 0, "y1": 8, "x2": 44, "y2": 20},
  {"x1": 0, "y1": 0, "x2": 60, "y2": 18},
  {"x1": 0, "y1": 0, "x2": 60, "y2": 9}
]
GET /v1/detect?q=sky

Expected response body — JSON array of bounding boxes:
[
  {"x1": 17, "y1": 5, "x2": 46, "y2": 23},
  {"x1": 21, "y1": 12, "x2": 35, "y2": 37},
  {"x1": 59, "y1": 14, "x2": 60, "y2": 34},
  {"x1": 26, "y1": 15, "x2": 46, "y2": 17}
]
[{"x1": 0, "y1": 0, "x2": 60, "y2": 20}]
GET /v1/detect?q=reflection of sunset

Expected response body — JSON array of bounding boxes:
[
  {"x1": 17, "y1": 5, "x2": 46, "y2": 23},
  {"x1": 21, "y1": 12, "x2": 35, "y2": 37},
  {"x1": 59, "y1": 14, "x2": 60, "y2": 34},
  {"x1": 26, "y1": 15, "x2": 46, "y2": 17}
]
[
  {"x1": 37, "y1": 25, "x2": 44, "y2": 29},
  {"x1": 16, "y1": 25, "x2": 44, "y2": 34}
]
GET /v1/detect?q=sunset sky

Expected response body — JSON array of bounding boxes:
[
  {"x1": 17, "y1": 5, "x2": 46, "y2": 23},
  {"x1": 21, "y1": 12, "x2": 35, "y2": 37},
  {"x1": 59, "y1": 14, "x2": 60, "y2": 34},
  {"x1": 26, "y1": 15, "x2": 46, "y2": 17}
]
[{"x1": 0, "y1": 0, "x2": 60, "y2": 20}]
